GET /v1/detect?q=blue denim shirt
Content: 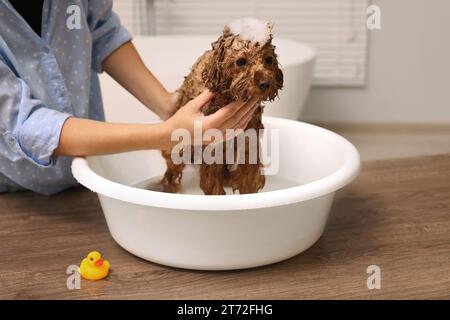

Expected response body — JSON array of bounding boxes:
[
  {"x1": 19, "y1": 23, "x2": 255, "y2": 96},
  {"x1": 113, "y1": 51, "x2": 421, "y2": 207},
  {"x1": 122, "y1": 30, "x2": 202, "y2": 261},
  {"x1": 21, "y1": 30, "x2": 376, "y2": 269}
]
[{"x1": 0, "y1": 0, "x2": 132, "y2": 194}]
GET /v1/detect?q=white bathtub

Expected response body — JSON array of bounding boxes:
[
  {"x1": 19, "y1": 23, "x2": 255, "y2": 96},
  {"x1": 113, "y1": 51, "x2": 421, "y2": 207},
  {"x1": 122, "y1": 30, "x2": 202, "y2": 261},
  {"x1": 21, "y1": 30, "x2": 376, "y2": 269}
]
[
  {"x1": 99, "y1": 36, "x2": 316, "y2": 122},
  {"x1": 72, "y1": 118, "x2": 360, "y2": 270}
]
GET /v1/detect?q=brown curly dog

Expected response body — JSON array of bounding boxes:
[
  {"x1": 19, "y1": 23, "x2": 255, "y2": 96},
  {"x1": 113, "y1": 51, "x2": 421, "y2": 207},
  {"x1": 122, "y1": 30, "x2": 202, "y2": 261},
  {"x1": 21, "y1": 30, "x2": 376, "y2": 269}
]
[{"x1": 161, "y1": 19, "x2": 283, "y2": 195}]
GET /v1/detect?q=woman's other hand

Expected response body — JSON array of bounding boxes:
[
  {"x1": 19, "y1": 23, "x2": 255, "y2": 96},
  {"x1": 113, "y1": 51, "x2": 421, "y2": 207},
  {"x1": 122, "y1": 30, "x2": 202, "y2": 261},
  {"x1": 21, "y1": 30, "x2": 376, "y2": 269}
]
[{"x1": 162, "y1": 90, "x2": 258, "y2": 149}]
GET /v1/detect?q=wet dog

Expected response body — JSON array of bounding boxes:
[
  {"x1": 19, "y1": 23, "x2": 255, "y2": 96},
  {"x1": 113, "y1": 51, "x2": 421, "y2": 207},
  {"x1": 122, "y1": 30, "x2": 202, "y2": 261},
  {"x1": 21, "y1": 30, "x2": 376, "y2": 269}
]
[{"x1": 162, "y1": 18, "x2": 283, "y2": 195}]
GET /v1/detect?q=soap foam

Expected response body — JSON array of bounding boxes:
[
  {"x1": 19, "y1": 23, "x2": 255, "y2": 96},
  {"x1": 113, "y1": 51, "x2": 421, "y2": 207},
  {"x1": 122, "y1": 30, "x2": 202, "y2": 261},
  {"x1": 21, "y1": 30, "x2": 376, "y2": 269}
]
[{"x1": 226, "y1": 17, "x2": 272, "y2": 44}]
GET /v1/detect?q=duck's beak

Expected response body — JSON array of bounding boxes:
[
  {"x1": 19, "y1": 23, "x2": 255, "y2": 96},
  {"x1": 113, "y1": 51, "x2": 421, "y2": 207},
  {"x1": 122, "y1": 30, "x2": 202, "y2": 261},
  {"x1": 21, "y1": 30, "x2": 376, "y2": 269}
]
[{"x1": 95, "y1": 258, "x2": 104, "y2": 267}]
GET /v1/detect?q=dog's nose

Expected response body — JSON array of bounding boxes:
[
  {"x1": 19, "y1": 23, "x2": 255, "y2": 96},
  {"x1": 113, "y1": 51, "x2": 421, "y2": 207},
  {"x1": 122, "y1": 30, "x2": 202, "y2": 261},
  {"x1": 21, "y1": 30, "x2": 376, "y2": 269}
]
[{"x1": 258, "y1": 82, "x2": 270, "y2": 91}]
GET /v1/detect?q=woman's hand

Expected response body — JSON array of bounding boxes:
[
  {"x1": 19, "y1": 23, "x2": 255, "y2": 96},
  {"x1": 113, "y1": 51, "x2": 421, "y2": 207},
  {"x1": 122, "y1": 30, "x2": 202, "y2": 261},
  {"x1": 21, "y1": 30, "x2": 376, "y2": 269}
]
[
  {"x1": 54, "y1": 90, "x2": 257, "y2": 157},
  {"x1": 161, "y1": 90, "x2": 258, "y2": 149}
]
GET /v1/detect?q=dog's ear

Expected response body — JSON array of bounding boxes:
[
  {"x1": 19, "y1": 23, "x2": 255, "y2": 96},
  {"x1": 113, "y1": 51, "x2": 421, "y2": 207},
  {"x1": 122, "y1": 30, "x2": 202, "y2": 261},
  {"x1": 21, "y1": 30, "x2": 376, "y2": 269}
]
[
  {"x1": 274, "y1": 48, "x2": 284, "y2": 92},
  {"x1": 275, "y1": 61, "x2": 284, "y2": 91},
  {"x1": 263, "y1": 23, "x2": 283, "y2": 91},
  {"x1": 262, "y1": 38, "x2": 283, "y2": 93},
  {"x1": 202, "y1": 32, "x2": 230, "y2": 92}
]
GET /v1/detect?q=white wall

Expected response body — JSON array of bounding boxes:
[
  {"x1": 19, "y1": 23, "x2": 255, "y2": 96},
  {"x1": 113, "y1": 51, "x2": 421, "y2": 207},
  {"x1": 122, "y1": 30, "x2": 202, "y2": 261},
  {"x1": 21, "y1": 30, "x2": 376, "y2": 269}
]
[{"x1": 302, "y1": 0, "x2": 450, "y2": 124}]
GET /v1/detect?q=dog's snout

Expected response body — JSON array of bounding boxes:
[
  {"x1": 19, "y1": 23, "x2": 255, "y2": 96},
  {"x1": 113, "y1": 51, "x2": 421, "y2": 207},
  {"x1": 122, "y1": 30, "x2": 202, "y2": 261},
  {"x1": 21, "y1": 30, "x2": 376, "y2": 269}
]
[{"x1": 258, "y1": 82, "x2": 270, "y2": 91}]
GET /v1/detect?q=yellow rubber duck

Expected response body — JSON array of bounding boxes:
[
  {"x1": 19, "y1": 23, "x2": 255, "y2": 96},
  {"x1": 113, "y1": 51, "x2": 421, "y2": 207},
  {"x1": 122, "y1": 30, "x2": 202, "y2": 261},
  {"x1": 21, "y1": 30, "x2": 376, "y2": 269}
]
[{"x1": 80, "y1": 251, "x2": 110, "y2": 280}]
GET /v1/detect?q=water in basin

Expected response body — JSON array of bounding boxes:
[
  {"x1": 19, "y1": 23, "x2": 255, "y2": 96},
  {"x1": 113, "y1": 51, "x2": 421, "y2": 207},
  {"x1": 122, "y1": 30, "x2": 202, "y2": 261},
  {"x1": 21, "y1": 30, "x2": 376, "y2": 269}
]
[{"x1": 132, "y1": 170, "x2": 298, "y2": 195}]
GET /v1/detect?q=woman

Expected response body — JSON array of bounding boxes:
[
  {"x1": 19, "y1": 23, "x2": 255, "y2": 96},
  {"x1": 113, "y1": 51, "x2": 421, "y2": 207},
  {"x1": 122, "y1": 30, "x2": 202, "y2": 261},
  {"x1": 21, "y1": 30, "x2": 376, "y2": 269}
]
[{"x1": 0, "y1": 0, "x2": 256, "y2": 194}]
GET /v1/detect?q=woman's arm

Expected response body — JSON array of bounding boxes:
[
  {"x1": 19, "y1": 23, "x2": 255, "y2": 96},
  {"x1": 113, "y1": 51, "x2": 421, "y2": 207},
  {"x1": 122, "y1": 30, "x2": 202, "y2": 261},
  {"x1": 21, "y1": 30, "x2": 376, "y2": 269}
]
[
  {"x1": 102, "y1": 41, "x2": 176, "y2": 120},
  {"x1": 54, "y1": 91, "x2": 258, "y2": 157},
  {"x1": 56, "y1": 41, "x2": 258, "y2": 157},
  {"x1": 54, "y1": 118, "x2": 168, "y2": 156}
]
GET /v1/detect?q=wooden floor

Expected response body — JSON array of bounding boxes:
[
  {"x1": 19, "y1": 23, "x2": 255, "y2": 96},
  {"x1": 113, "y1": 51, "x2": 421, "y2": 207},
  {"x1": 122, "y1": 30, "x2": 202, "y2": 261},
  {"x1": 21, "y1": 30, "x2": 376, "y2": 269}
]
[{"x1": 0, "y1": 154, "x2": 449, "y2": 299}]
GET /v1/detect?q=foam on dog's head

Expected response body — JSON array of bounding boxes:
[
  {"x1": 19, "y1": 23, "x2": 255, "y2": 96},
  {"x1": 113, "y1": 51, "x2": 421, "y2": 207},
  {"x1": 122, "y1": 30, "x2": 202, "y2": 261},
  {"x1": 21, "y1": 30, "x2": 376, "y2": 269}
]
[
  {"x1": 203, "y1": 17, "x2": 283, "y2": 103},
  {"x1": 226, "y1": 17, "x2": 273, "y2": 44}
]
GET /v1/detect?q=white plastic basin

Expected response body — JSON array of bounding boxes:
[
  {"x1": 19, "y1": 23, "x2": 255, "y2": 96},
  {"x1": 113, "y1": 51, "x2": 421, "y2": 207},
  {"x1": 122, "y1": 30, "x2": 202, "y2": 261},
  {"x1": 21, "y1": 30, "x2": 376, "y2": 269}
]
[{"x1": 72, "y1": 117, "x2": 360, "y2": 270}]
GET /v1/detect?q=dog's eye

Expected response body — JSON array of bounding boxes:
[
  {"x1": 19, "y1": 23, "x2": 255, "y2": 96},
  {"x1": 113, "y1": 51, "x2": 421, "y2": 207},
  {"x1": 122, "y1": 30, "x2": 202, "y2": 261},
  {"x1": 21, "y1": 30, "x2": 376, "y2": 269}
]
[
  {"x1": 265, "y1": 56, "x2": 273, "y2": 65},
  {"x1": 236, "y1": 58, "x2": 247, "y2": 66}
]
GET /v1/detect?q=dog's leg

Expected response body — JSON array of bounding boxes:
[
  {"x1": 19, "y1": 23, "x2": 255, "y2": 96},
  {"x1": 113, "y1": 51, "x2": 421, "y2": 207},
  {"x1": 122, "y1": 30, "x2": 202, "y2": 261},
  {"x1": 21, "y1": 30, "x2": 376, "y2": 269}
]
[
  {"x1": 224, "y1": 108, "x2": 265, "y2": 194},
  {"x1": 200, "y1": 163, "x2": 226, "y2": 195},
  {"x1": 161, "y1": 150, "x2": 186, "y2": 193},
  {"x1": 225, "y1": 162, "x2": 265, "y2": 194}
]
